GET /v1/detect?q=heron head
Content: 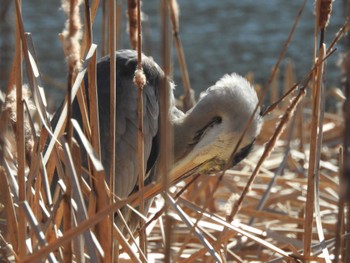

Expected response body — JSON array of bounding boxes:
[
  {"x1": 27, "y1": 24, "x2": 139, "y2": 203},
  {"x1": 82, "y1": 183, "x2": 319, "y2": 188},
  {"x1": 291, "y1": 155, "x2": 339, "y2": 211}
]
[{"x1": 172, "y1": 73, "x2": 262, "y2": 174}]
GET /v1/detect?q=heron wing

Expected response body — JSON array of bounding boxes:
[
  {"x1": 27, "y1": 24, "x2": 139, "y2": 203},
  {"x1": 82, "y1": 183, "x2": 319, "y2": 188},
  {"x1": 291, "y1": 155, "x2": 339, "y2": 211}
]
[{"x1": 96, "y1": 50, "x2": 161, "y2": 198}]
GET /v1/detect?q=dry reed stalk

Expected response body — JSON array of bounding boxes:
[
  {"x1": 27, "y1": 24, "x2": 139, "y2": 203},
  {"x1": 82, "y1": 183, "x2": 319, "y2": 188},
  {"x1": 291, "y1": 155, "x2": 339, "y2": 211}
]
[
  {"x1": 173, "y1": 178, "x2": 218, "y2": 260},
  {"x1": 81, "y1": 0, "x2": 92, "y2": 56},
  {"x1": 229, "y1": 88, "x2": 307, "y2": 222},
  {"x1": 101, "y1": 0, "x2": 108, "y2": 56},
  {"x1": 72, "y1": 120, "x2": 112, "y2": 262},
  {"x1": 80, "y1": 0, "x2": 100, "y2": 56},
  {"x1": 61, "y1": 0, "x2": 83, "y2": 147},
  {"x1": 113, "y1": 225, "x2": 144, "y2": 263},
  {"x1": 328, "y1": 19, "x2": 350, "y2": 53},
  {"x1": 63, "y1": 137, "x2": 103, "y2": 262},
  {"x1": 270, "y1": 68, "x2": 279, "y2": 107},
  {"x1": 21, "y1": 187, "x2": 149, "y2": 263},
  {"x1": 86, "y1": 45, "x2": 101, "y2": 158},
  {"x1": 303, "y1": 40, "x2": 325, "y2": 261},
  {"x1": 313, "y1": 44, "x2": 332, "y2": 263},
  {"x1": 43, "y1": 44, "x2": 96, "y2": 167},
  {"x1": 128, "y1": 0, "x2": 138, "y2": 50},
  {"x1": 248, "y1": 104, "x2": 297, "y2": 227},
  {"x1": 106, "y1": 0, "x2": 116, "y2": 260},
  {"x1": 264, "y1": 0, "x2": 306, "y2": 105},
  {"x1": 23, "y1": 34, "x2": 54, "y2": 155},
  {"x1": 341, "y1": 15, "x2": 350, "y2": 262},
  {"x1": 314, "y1": 0, "x2": 321, "y2": 61},
  {"x1": 116, "y1": 2, "x2": 123, "y2": 50},
  {"x1": 13, "y1": 0, "x2": 27, "y2": 258},
  {"x1": 180, "y1": 207, "x2": 297, "y2": 262},
  {"x1": 218, "y1": 0, "x2": 308, "y2": 193},
  {"x1": 334, "y1": 147, "x2": 345, "y2": 263},
  {"x1": 168, "y1": 0, "x2": 194, "y2": 111},
  {"x1": 319, "y1": 0, "x2": 334, "y2": 46},
  {"x1": 160, "y1": 0, "x2": 173, "y2": 261},
  {"x1": 283, "y1": 59, "x2": 295, "y2": 104},
  {"x1": 2, "y1": 1, "x2": 345, "y2": 261},
  {"x1": 131, "y1": 0, "x2": 148, "y2": 258},
  {"x1": 167, "y1": 193, "x2": 222, "y2": 262},
  {"x1": 60, "y1": 0, "x2": 83, "y2": 259},
  {"x1": 262, "y1": 48, "x2": 335, "y2": 117},
  {"x1": 0, "y1": 166, "x2": 18, "y2": 253}
]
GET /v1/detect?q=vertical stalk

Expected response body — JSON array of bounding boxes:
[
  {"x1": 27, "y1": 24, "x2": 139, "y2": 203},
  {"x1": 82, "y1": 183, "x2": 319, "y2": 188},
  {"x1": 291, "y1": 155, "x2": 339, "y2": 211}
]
[
  {"x1": 160, "y1": 0, "x2": 172, "y2": 261},
  {"x1": 303, "y1": 45, "x2": 324, "y2": 260},
  {"x1": 168, "y1": 0, "x2": 194, "y2": 111},
  {"x1": 14, "y1": 0, "x2": 26, "y2": 258},
  {"x1": 108, "y1": 0, "x2": 116, "y2": 260},
  {"x1": 134, "y1": 0, "x2": 147, "y2": 259},
  {"x1": 101, "y1": 0, "x2": 107, "y2": 56},
  {"x1": 108, "y1": 0, "x2": 116, "y2": 205}
]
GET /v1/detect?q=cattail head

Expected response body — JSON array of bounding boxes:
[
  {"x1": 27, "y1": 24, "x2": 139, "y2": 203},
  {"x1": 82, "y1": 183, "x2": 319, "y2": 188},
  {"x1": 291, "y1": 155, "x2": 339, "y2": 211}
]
[
  {"x1": 128, "y1": 0, "x2": 138, "y2": 49},
  {"x1": 61, "y1": 0, "x2": 83, "y2": 73},
  {"x1": 318, "y1": 0, "x2": 334, "y2": 30},
  {"x1": 4, "y1": 85, "x2": 37, "y2": 163}
]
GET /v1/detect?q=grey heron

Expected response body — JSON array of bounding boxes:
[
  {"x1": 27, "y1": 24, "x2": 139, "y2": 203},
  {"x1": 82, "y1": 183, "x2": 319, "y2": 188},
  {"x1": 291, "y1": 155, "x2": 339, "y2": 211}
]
[{"x1": 68, "y1": 49, "x2": 262, "y2": 232}]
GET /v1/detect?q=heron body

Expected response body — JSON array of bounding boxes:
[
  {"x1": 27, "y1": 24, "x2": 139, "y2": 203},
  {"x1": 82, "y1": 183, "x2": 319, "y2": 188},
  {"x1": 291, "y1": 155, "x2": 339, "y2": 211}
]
[{"x1": 70, "y1": 49, "x2": 262, "y2": 231}]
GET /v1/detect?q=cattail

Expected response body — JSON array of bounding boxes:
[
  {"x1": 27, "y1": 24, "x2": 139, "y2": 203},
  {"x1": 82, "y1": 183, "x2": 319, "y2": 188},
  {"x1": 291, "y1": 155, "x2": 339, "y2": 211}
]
[
  {"x1": 318, "y1": 0, "x2": 334, "y2": 30},
  {"x1": 4, "y1": 85, "x2": 36, "y2": 164},
  {"x1": 61, "y1": 0, "x2": 83, "y2": 73},
  {"x1": 128, "y1": 0, "x2": 138, "y2": 49}
]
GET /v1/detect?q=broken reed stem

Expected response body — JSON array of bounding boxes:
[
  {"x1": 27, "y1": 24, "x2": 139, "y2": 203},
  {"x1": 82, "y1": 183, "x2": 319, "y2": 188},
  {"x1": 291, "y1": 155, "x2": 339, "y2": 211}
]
[
  {"x1": 168, "y1": 0, "x2": 194, "y2": 111},
  {"x1": 303, "y1": 43, "x2": 325, "y2": 259},
  {"x1": 14, "y1": 0, "x2": 27, "y2": 257}
]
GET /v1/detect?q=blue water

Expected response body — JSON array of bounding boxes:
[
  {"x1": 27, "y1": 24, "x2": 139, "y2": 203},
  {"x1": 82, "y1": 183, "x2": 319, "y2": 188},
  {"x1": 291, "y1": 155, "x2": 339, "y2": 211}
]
[{"x1": 18, "y1": 0, "x2": 345, "y2": 108}]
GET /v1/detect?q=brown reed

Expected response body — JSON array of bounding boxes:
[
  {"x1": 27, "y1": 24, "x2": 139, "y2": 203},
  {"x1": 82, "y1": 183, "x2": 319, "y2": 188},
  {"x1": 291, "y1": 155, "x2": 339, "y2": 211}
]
[
  {"x1": 0, "y1": 0, "x2": 347, "y2": 262},
  {"x1": 127, "y1": 0, "x2": 138, "y2": 50},
  {"x1": 168, "y1": 0, "x2": 195, "y2": 111}
]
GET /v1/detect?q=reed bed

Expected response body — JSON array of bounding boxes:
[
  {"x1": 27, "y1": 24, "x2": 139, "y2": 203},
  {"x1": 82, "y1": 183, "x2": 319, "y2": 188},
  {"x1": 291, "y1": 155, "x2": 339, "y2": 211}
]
[{"x1": 0, "y1": 0, "x2": 349, "y2": 262}]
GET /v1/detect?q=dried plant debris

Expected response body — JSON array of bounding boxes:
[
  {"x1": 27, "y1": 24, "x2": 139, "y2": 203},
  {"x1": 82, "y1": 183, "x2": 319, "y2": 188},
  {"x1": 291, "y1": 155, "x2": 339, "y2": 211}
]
[{"x1": 0, "y1": 0, "x2": 347, "y2": 262}]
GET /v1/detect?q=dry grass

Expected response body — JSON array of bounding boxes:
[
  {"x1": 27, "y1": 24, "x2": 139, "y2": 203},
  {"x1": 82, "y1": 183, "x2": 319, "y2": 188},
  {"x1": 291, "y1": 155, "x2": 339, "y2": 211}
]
[{"x1": 0, "y1": 0, "x2": 349, "y2": 262}]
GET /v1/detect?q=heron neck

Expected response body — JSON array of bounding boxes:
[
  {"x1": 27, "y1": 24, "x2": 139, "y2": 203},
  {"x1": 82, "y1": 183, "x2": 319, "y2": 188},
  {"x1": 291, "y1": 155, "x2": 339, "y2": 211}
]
[{"x1": 172, "y1": 108, "x2": 218, "y2": 163}]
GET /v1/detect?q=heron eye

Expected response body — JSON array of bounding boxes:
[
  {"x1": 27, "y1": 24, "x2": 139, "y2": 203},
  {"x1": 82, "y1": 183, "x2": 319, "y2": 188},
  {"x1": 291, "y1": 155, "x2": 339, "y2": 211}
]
[{"x1": 190, "y1": 116, "x2": 222, "y2": 146}]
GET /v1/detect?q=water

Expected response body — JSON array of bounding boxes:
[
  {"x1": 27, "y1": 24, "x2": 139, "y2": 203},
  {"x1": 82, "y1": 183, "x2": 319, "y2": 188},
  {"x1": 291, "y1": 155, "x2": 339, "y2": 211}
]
[{"x1": 15, "y1": 0, "x2": 346, "y2": 109}]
